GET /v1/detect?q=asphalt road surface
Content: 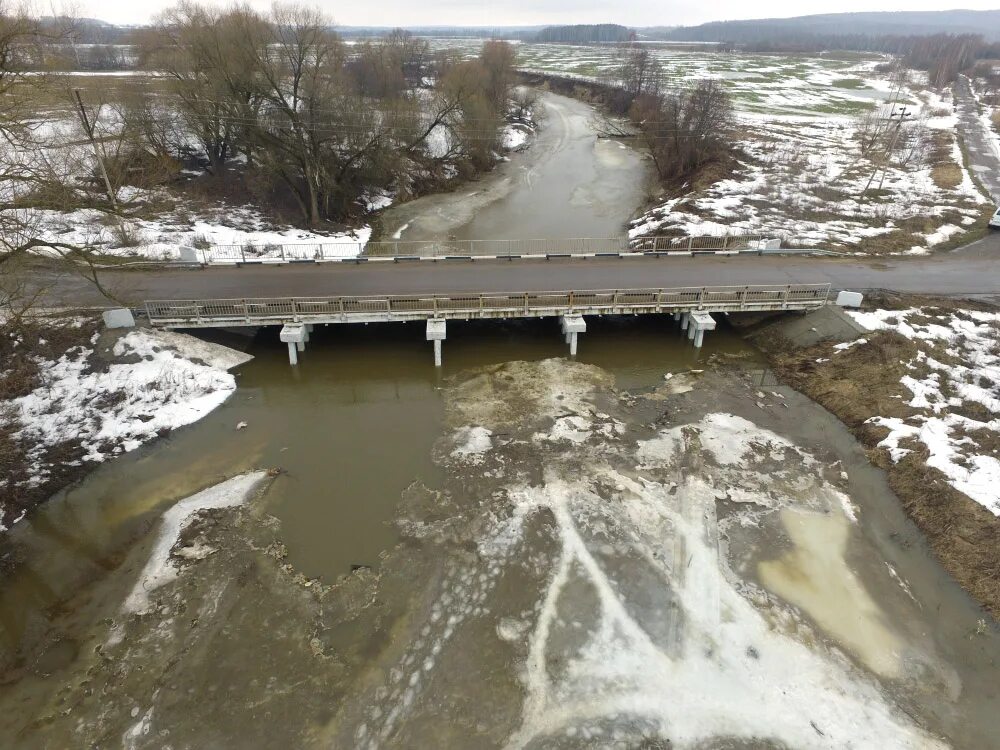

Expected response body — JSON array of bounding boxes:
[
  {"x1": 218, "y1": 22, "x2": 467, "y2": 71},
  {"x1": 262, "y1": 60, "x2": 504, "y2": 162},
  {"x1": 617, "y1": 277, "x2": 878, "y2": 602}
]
[
  {"x1": 956, "y1": 75, "x2": 1000, "y2": 204},
  {"x1": 39, "y1": 246, "x2": 1000, "y2": 309}
]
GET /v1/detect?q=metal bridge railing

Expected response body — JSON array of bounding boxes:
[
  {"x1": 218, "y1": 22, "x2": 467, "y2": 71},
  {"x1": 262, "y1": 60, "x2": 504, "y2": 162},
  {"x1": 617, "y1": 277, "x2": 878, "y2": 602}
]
[
  {"x1": 202, "y1": 234, "x2": 769, "y2": 263},
  {"x1": 144, "y1": 284, "x2": 830, "y2": 327}
]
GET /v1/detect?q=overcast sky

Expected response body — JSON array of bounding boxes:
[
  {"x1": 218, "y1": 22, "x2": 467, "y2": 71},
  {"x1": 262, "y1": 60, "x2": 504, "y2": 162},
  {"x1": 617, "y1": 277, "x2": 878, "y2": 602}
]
[{"x1": 79, "y1": 1, "x2": 1000, "y2": 28}]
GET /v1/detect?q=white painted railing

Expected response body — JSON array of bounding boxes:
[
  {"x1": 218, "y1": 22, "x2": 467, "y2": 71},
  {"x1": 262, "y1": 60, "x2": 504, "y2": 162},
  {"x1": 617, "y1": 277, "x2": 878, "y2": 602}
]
[
  {"x1": 201, "y1": 234, "x2": 770, "y2": 264},
  {"x1": 144, "y1": 284, "x2": 830, "y2": 327}
]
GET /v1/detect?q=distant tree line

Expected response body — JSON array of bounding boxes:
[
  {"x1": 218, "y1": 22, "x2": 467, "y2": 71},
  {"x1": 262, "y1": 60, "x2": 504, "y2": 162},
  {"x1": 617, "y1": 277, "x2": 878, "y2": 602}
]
[{"x1": 534, "y1": 24, "x2": 631, "y2": 44}]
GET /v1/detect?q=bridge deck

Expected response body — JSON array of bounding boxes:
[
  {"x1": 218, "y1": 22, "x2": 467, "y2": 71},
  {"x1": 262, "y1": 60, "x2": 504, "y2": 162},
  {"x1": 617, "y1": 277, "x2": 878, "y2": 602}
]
[{"x1": 144, "y1": 284, "x2": 831, "y2": 328}]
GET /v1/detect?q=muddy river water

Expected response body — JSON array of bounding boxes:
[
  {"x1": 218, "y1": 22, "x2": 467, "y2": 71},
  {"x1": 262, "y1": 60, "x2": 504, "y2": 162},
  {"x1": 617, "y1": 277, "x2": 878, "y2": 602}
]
[{"x1": 1, "y1": 93, "x2": 998, "y2": 749}]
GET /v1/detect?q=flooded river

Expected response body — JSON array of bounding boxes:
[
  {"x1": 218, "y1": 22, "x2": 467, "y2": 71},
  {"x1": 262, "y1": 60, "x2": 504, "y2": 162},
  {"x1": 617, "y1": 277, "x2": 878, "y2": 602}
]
[
  {"x1": 379, "y1": 91, "x2": 651, "y2": 242},
  {"x1": 1, "y1": 91, "x2": 998, "y2": 749}
]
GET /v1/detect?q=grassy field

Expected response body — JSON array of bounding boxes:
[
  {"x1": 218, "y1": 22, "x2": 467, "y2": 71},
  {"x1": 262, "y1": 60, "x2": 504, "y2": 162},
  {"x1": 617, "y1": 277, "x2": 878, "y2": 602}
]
[{"x1": 431, "y1": 39, "x2": 894, "y2": 117}]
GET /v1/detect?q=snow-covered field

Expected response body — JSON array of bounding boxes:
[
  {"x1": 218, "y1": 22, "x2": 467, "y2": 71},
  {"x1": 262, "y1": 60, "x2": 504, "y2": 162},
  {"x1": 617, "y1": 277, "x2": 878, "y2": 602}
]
[
  {"x1": 0, "y1": 325, "x2": 251, "y2": 529},
  {"x1": 627, "y1": 78, "x2": 988, "y2": 253},
  {"x1": 843, "y1": 308, "x2": 1000, "y2": 515}
]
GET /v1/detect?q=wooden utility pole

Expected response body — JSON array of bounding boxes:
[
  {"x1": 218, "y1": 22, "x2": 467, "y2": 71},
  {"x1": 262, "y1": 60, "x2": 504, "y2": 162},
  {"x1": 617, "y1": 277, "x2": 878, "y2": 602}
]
[
  {"x1": 73, "y1": 89, "x2": 119, "y2": 212},
  {"x1": 861, "y1": 103, "x2": 913, "y2": 197},
  {"x1": 878, "y1": 105, "x2": 914, "y2": 190}
]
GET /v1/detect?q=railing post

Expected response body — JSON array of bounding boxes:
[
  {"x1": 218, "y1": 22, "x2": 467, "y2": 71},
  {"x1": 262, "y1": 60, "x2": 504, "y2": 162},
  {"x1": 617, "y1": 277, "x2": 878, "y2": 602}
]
[
  {"x1": 687, "y1": 236, "x2": 693, "y2": 252},
  {"x1": 656, "y1": 289, "x2": 663, "y2": 312},
  {"x1": 292, "y1": 298, "x2": 298, "y2": 321},
  {"x1": 699, "y1": 287, "x2": 706, "y2": 309},
  {"x1": 783, "y1": 285, "x2": 791, "y2": 309},
  {"x1": 568, "y1": 290, "x2": 574, "y2": 311},
  {"x1": 281, "y1": 244, "x2": 287, "y2": 262},
  {"x1": 240, "y1": 245, "x2": 246, "y2": 264},
  {"x1": 722, "y1": 235, "x2": 728, "y2": 250},
  {"x1": 144, "y1": 301, "x2": 153, "y2": 323},
  {"x1": 243, "y1": 298, "x2": 249, "y2": 323},
  {"x1": 741, "y1": 286, "x2": 749, "y2": 310}
]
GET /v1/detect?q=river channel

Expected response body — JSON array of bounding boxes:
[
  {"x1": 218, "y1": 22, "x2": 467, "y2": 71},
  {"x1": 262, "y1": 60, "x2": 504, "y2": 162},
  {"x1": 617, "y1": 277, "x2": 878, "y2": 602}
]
[{"x1": 0, "y1": 91, "x2": 998, "y2": 750}]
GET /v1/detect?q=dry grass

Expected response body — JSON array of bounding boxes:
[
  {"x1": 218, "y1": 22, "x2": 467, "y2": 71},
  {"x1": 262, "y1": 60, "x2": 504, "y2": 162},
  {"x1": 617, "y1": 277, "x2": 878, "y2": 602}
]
[
  {"x1": 0, "y1": 318, "x2": 101, "y2": 531},
  {"x1": 931, "y1": 162, "x2": 963, "y2": 190},
  {"x1": 930, "y1": 130, "x2": 964, "y2": 190},
  {"x1": 755, "y1": 325, "x2": 1000, "y2": 619}
]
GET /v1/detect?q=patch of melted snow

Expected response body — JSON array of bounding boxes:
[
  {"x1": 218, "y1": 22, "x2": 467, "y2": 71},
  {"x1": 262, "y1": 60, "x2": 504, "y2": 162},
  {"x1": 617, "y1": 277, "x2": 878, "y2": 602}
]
[{"x1": 121, "y1": 471, "x2": 267, "y2": 614}]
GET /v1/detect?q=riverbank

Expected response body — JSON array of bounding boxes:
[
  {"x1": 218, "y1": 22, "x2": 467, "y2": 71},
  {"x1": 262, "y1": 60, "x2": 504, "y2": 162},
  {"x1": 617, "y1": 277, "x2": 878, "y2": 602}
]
[
  {"x1": 746, "y1": 297, "x2": 1000, "y2": 617},
  {"x1": 0, "y1": 317, "x2": 251, "y2": 533}
]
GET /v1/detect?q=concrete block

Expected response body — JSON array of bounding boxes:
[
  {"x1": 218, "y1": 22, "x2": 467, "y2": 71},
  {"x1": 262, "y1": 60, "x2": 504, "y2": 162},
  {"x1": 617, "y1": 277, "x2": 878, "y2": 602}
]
[
  {"x1": 102, "y1": 308, "x2": 135, "y2": 329},
  {"x1": 426, "y1": 319, "x2": 447, "y2": 341},
  {"x1": 689, "y1": 311, "x2": 717, "y2": 331},
  {"x1": 560, "y1": 314, "x2": 587, "y2": 334},
  {"x1": 835, "y1": 291, "x2": 864, "y2": 308},
  {"x1": 178, "y1": 245, "x2": 201, "y2": 263},
  {"x1": 279, "y1": 323, "x2": 306, "y2": 343}
]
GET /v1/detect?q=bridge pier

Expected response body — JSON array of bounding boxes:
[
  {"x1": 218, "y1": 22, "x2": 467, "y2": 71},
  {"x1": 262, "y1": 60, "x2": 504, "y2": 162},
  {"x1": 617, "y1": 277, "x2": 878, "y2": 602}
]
[
  {"x1": 280, "y1": 323, "x2": 307, "y2": 366},
  {"x1": 426, "y1": 319, "x2": 447, "y2": 367},
  {"x1": 560, "y1": 314, "x2": 586, "y2": 357},
  {"x1": 680, "y1": 313, "x2": 690, "y2": 331},
  {"x1": 687, "y1": 312, "x2": 717, "y2": 349}
]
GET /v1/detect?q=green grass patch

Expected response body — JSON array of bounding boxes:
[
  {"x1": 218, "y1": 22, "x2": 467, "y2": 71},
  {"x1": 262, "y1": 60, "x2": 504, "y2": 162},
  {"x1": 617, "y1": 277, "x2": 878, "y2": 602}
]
[
  {"x1": 809, "y1": 100, "x2": 876, "y2": 115},
  {"x1": 832, "y1": 78, "x2": 866, "y2": 89}
]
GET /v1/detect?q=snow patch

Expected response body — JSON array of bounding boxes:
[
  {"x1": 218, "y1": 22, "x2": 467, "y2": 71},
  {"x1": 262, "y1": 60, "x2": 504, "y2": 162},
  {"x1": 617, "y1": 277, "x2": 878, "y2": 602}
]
[{"x1": 122, "y1": 471, "x2": 267, "y2": 614}]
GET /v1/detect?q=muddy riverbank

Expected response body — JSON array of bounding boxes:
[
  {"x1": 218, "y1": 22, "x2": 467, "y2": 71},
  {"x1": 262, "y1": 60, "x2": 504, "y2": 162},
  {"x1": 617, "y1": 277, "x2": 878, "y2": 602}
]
[
  {"x1": 2, "y1": 345, "x2": 997, "y2": 748},
  {"x1": 746, "y1": 298, "x2": 1000, "y2": 618}
]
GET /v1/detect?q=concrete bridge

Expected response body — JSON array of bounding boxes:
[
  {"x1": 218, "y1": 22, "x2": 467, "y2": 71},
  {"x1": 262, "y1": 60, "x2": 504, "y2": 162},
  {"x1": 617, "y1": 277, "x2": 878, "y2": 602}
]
[{"x1": 141, "y1": 283, "x2": 834, "y2": 366}]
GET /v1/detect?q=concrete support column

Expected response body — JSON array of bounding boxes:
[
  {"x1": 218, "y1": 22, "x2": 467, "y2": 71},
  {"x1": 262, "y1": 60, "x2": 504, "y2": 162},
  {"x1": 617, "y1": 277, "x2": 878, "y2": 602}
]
[
  {"x1": 280, "y1": 323, "x2": 306, "y2": 366},
  {"x1": 426, "y1": 319, "x2": 447, "y2": 368},
  {"x1": 688, "y1": 312, "x2": 717, "y2": 350},
  {"x1": 673, "y1": 312, "x2": 681, "y2": 322},
  {"x1": 680, "y1": 313, "x2": 690, "y2": 330},
  {"x1": 560, "y1": 315, "x2": 586, "y2": 357}
]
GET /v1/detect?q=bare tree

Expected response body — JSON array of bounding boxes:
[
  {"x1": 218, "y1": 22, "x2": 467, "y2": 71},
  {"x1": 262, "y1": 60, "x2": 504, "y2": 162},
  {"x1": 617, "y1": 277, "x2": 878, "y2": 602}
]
[
  {"x1": 601, "y1": 44, "x2": 665, "y2": 113},
  {"x1": 632, "y1": 79, "x2": 735, "y2": 183}
]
